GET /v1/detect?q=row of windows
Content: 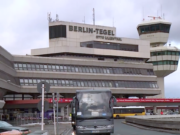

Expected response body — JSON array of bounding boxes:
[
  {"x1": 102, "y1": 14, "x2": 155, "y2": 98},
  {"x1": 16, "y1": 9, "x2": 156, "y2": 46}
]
[
  {"x1": 14, "y1": 63, "x2": 154, "y2": 75},
  {"x1": 114, "y1": 108, "x2": 144, "y2": 114},
  {"x1": 40, "y1": 53, "x2": 145, "y2": 63},
  {"x1": 138, "y1": 23, "x2": 170, "y2": 35},
  {"x1": 151, "y1": 51, "x2": 180, "y2": 56},
  {"x1": 80, "y1": 41, "x2": 138, "y2": 52},
  {"x1": 152, "y1": 61, "x2": 178, "y2": 65},
  {"x1": 19, "y1": 78, "x2": 158, "y2": 89}
]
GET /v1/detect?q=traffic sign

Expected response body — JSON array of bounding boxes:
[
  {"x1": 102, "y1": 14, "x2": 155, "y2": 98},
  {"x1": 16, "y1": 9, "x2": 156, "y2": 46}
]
[
  {"x1": 37, "y1": 81, "x2": 50, "y2": 93},
  {"x1": 37, "y1": 100, "x2": 49, "y2": 112}
]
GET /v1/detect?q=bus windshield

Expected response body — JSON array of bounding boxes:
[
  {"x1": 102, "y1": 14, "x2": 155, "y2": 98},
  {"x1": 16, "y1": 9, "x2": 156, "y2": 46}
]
[{"x1": 76, "y1": 92, "x2": 112, "y2": 119}]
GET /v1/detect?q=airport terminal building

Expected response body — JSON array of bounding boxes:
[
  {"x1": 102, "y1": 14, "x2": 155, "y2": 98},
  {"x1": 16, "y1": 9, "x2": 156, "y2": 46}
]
[{"x1": 0, "y1": 17, "x2": 178, "y2": 112}]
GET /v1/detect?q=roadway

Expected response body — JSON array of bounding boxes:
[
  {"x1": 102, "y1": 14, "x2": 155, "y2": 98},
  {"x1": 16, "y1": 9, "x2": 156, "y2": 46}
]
[{"x1": 70, "y1": 119, "x2": 177, "y2": 135}]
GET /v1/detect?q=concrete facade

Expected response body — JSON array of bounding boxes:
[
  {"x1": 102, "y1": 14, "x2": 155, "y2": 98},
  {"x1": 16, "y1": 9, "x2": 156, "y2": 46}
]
[{"x1": 0, "y1": 19, "x2": 163, "y2": 109}]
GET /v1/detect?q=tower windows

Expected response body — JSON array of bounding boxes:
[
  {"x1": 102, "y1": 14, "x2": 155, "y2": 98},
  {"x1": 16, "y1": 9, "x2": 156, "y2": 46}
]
[{"x1": 138, "y1": 23, "x2": 170, "y2": 35}]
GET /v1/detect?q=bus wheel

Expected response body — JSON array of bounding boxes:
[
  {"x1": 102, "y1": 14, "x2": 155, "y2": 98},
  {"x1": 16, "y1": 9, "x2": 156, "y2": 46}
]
[{"x1": 116, "y1": 115, "x2": 120, "y2": 119}]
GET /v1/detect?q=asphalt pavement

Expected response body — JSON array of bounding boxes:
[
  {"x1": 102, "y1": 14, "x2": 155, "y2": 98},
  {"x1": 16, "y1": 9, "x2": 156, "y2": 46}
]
[
  {"x1": 69, "y1": 119, "x2": 177, "y2": 135},
  {"x1": 20, "y1": 123, "x2": 71, "y2": 135}
]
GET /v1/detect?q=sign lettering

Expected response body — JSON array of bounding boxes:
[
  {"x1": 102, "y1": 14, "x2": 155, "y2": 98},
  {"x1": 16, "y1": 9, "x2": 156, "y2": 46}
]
[
  {"x1": 96, "y1": 36, "x2": 122, "y2": 41},
  {"x1": 69, "y1": 25, "x2": 115, "y2": 36}
]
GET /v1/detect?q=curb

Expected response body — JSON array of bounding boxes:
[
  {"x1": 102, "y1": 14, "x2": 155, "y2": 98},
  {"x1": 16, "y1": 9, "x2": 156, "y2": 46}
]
[{"x1": 122, "y1": 121, "x2": 180, "y2": 134}]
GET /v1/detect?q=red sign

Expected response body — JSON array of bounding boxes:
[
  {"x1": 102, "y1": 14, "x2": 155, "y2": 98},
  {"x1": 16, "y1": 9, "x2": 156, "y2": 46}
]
[
  {"x1": 116, "y1": 98, "x2": 180, "y2": 102},
  {"x1": 49, "y1": 98, "x2": 72, "y2": 103},
  {"x1": 48, "y1": 98, "x2": 180, "y2": 103},
  {"x1": 6, "y1": 98, "x2": 180, "y2": 105}
]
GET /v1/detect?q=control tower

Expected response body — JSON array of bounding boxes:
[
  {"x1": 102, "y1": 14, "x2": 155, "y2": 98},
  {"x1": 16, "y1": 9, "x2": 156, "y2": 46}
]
[{"x1": 137, "y1": 16, "x2": 180, "y2": 98}]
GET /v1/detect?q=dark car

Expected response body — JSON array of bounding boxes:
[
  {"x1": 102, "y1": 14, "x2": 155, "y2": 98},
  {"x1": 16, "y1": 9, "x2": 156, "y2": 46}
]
[{"x1": 0, "y1": 121, "x2": 30, "y2": 135}]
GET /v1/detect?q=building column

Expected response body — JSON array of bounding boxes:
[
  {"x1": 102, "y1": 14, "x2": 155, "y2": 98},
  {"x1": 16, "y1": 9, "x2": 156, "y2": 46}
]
[
  {"x1": 153, "y1": 106, "x2": 157, "y2": 114},
  {"x1": 178, "y1": 106, "x2": 180, "y2": 114},
  {"x1": 61, "y1": 107, "x2": 64, "y2": 117},
  {"x1": 157, "y1": 77, "x2": 165, "y2": 98}
]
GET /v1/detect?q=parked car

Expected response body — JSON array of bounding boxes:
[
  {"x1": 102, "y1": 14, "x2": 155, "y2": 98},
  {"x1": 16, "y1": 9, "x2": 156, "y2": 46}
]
[
  {"x1": 0, "y1": 130, "x2": 22, "y2": 135},
  {"x1": 0, "y1": 121, "x2": 30, "y2": 135}
]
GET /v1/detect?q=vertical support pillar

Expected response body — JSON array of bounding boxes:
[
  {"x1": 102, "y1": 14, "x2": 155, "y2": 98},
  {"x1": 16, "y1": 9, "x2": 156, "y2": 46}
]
[
  {"x1": 153, "y1": 106, "x2": 157, "y2": 115},
  {"x1": 178, "y1": 106, "x2": 180, "y2": 114},
  {"x1": 61, "y1": 107, "x2": 64, "y2": 118}
]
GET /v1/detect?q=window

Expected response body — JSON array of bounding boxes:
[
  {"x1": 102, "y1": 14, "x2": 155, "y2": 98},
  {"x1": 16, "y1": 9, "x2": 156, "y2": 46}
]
[
  {"x1": 89, "y1": 68, "x2": 93, "y2": 73},
  {"x1": 20, "y1": 79, "x2": 24, "y2": 83},
  {"x1": 115, "y1": 81, "x2": 119, "y2": 87},
  {"x1": 82, "y1": 67, "x2": 86, "y2": 73},
  {"x1": 31, "y1": 65, "x2": 35, "y2": 70},
  {"x1": 168, "y1": 51, "x2": 171, "y2": 55},
  {"x1": 86, "y1": 67, "x2": 90, "y2": 73},
  {"x1": 73, "y1": 81, "x2": 77, "y2": 87},
  {"x1": 78, "y1": 67, "x2": 83, "y2": 73},
  {"x1": 64, "y1": 66, "x2": 67, "y2": 72},
  {"x1": 81, "y1": 81, "x2": 84, "y2": 87},
  {"x1": 84, "y1": 81, "x2": 88, "y2": 87},
  {"x1": 75, "y1": 67, "x2": 79, "y2": 72},
  {"x1": 24, "y1": 79, "x2": 28, "y2": 83},
  {"x1": 77, "y1": 81, "x2": 81, "y2": 87},
  {"x1": 114, "y1": 109, "x2": 120, "y2": 114},
  {"x1": 67, "y1": 66, "x2": 72, "y2": 72},
  {"x1": 65, "y1": 80, "x2": 69, "y2": 86},
  {"x1": 62, "y1": 80, "x2": 65, "y2": 86},
  {"x1": 22, "y1": 64, "x2": 27, "y2": 70},
  {"x1": 49, "y1": 25, "x2": 66, "y2": 39},
  {"x1": 92, "y1": 68, "x2": 97, "y2": 73},
  {"x1": 60, "y1": 66, "x2": 63, "y2": 71},
  {"x1": 88, "y1": 81, "x2": 92, "y2": 87}
]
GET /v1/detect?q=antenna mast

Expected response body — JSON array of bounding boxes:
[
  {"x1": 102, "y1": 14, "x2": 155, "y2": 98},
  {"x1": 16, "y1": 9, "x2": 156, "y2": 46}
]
[
  {"x1": 56, "y1": 14, "x2": 59, "y2": 21},
  {"x1": 93, "y1": 8, "x2": 95, "y2": 25},
  {"x1": 47, "y1": 12, "x2": 52, "y2": 22}
]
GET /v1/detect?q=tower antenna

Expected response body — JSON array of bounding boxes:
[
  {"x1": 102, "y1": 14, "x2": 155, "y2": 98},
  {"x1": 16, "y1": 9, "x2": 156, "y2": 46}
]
[
  {"x1": 93, "y1": 8, "x2": 95, "y2": 25},
  {"x1": 47, "y1": 12, "x2": 52, "y2": 22},
  {"x1": 56, "y1": 14, "x2": 59, "y2": 21}
]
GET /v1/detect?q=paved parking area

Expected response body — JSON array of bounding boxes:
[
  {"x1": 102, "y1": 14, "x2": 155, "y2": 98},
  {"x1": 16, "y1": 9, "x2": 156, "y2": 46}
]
[{"x1": 21, "y1": 123, "x2": 71, "y2": 135}]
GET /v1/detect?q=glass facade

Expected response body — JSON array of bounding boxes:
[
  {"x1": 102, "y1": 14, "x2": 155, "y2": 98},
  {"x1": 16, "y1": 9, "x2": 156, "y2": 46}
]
[
  {"x1": 138, "y1": 23, "x2": 170, "y2": 35},
  {"x1": 80, "y1": 41, "x2": 138, "y2": 52},
  {"x1": 151, "y1": 51, "x2": 180, "y2": 56},
  {"x1": 14, "y1": 63, "x2": 154, "y2": 75},
  {"x1": 49, "y1": 25, "x2": 66, "y2": 39},
  {"x1": 152, "y1": 61, "x2": 178, "y2": 65},
  {"x1": 19, "y1": 78, "x2": 158, "y2": 89},
  {"x1": 3, "y1": 94, "x2": 33, "y2": 101}
]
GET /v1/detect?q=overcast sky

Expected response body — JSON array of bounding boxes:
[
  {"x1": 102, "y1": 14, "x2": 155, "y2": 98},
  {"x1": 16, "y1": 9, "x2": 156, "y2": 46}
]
[{"x1": 0, "y1": 0, "x2": 180, "y2": 98}]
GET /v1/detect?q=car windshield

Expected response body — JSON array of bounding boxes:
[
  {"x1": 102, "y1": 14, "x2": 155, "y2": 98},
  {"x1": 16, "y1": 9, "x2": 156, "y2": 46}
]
[
  {"x1": 0, "y1": 121, "x2": 12, "y2": 127},
  {"x1": 76, "y1": 91, "x2": 112, "y2": 119}
]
